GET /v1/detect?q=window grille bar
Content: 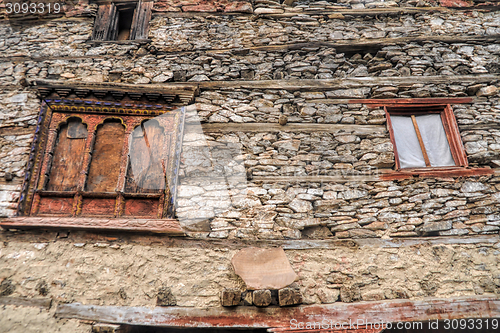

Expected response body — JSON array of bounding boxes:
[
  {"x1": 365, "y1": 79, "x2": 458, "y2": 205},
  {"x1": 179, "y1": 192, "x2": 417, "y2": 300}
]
[{"x1": 411, "y1": 115, "x2": 431, "y2": 167}]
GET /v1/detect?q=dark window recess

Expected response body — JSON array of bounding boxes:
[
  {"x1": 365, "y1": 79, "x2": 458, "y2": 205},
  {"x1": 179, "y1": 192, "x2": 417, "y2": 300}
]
[{"x1": 92, "y1": 0, "x2": 153, "y2": 41}]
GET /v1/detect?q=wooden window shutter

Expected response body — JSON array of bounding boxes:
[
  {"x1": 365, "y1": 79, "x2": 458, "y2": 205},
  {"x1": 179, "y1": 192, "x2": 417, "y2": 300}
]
[
  {"x1": 46, "y1": 119, "x2": 88, "y2": 192},
  {"x1": 86, "y1": 120, "x2": 126, "y2": 192},
  {"x1": 129, "y1": 0, "x2": 153, "y2": 40},
  {"x1": 92, "y1": 4, "x2": 118, "y2": 41}
]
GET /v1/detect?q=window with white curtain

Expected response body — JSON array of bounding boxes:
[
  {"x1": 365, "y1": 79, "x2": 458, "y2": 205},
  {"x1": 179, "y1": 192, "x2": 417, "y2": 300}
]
[{"x1": 385, "y1": 105, "x2": 468, "y2": 170}]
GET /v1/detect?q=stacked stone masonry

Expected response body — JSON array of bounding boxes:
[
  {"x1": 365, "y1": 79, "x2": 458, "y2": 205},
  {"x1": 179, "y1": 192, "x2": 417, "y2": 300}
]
[{"x1": 0, "y1": 0, "x2": 500, "y2": 329}]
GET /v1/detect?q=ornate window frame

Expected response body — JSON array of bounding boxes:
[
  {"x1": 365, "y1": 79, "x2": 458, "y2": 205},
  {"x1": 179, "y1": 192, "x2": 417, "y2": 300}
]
[{"x1": 1, "y1": 81, "x2": 197, "y2": 234}]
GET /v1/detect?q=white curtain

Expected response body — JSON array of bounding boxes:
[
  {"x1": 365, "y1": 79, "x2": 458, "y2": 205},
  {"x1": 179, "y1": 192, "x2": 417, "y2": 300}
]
[{"x1": 391, "y1": 114, "x2": 455, "y2": 169}]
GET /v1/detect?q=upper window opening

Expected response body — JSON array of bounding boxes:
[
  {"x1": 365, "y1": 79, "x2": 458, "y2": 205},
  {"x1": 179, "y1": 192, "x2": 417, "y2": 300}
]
[
  {"x1": 92, "y1": 0, "x2": 153, "y2": 41},
  {"x1": 117, "y1": 6, "x2": 135, "y2": 40},
  {"x1": 385, "y1": 104, "x2": 468, "y2": 170}
]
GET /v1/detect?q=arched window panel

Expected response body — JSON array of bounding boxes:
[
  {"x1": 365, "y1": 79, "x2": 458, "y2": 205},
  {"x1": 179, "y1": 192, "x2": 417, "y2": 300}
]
[
  {"x1": 86, "y1": 119, "x2": 126, "y2": 193},
  {"x1": 46, "y1": 118, "x2": 88, "y2": 192},
  {"x1": 125, "y1": 119, "x2": 167, "y2": 193}
]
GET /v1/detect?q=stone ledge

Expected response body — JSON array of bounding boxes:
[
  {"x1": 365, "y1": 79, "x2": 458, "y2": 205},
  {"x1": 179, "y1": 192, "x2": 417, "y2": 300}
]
[{"x1": 0, "y1": 217, "x2": 186, "y2": 236}]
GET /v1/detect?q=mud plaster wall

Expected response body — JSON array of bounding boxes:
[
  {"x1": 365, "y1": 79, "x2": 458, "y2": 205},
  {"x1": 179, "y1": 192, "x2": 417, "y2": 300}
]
[
  {"x1": 0, "y1": 305, "x2": 91, "y2": 333},
  {"x1": 0, "y1": 234, "x2": 499, "y2": 307}
]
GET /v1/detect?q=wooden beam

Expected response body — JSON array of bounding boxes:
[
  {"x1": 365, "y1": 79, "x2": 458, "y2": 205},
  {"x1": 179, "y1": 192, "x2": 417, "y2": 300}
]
[
  {"x1": 460, "y1": 124, "x2": 500, "y2": 131},
  {"x1": 411, "y1": 115, "x2": 431, "y2": 167},
  {"x1": 262, "y1": 6, "x2": 499, "y2": 17},
  {"x1": 55, "y1": 296, "x2": 500, "y2": 329},
  {"x1": 380, "y1": 167, "x2": 494, "y2": 180},
  {"x1": 0, "y1": 217, "x2": 185, "y2": 235},
  {"x1": 252, "y1": 175, "x2": 383, "y2": 183},
  {"x1": 190, "y1": 123, "x2": 387, "y2": 135},
  {"x1": 190, "y1": 75, "x2": 500, "y2": 91},
  {"x1": 0, "y1": 296, "x2": 52, "y2": 309},
  {"x1": 1, "y1": 226, "x2": 496, "y2": 250},
  {"x1": 174, "y1": 35, "x2": 500, "y2": 56},
  {"x1": 33, "y1": 76, "x2": 500, "y2": 95},
  {"x1": 251, "y1": 167, "x2": 494, "y2": 183},
  {"x1": 33, "y1": 79, "x2": 198, "y2": 98},
  {"x1": 0, "y1": 125, "x2": 35, "y2": 136},
  {"x1": 353, "y1": 98, "x2": 474, "y2": 105}
]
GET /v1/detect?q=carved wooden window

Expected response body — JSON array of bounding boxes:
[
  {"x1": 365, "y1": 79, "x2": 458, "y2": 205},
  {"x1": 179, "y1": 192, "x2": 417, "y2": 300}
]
[
  {"x1": 19, "y1": 99, "x2": 185, "y2": 226},
  {"x1": 92, "y1": 0, "x2": 153, "y2": 41},
  {"x1": 385, "y1": 104, "x2": 468, "y2": 170}
]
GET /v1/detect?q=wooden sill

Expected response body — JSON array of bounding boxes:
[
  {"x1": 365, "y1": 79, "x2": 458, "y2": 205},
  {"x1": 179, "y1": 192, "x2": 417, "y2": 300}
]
[
  {"x1": 86, "y1": 39, "x2": 151, "y2": 45},
  {"x1": 380, "y1": 167, "x2": 494, "y2": 180},
  {"x1": 0, "y1": 217, "x2": 185, "y2": 236}
]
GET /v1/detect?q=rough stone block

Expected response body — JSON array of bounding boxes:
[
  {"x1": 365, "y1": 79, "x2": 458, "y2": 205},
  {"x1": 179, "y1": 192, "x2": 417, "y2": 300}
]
[
  {"x1": 0, "y1": 279, "x2": 15, "y2": 296},
  {"x1": 417, "y1": 221, "x2": 453, "y2": 234},
  {"x1": 253, "y1": 289, "x2": 272, "y2": 307},
  {"x1": 340, "y1": 284, "x2": 361, "y2": 303},
  {"x1": 220, "y1": 288, "x2": 242, "y2": 307},
  {"x1": 241, "y1": 291, "x2": 252, "y2": 306},
  {"x1": 278, "y1": 288, "x2": 303, "y2": 306},
  {"x1": 157, "y1": 286, "x2": 176, "y2": 306}
]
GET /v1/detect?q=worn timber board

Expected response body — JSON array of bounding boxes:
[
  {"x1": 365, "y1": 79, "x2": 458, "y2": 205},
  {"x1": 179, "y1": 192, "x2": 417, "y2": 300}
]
[
  {"x1": 34, "y1": 75, "x2": 500, "y2": 93},
  {"x1": 0, "y1": 296, "x2": 52, "y2": 309},
  {"x1": 0, "y1": 217, "x2": 185, "y2": 235},
  {"x1": 189, "y1": 123, "x2": 387, "y2": 135},
  {"x1": 55, "y1": 296, "x2": 500, "y2": 328}
]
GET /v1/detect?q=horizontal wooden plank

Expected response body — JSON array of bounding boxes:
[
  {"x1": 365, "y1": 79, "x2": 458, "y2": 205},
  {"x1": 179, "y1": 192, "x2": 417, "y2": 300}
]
[
  {"x1": 190, "y1": 123, "x2": 387, "y2": 135},
  {"x1": 33, "y1": 75, "x2": 500, "y2": 93},
  {"x1": 252, "y1": 175, "x2": 383, "y2": 183},
  {"x1": 0, "y1": 126, "x2": 35, "y2": 136},
  {"x1": 353, "y1": 98, "x2": 474, "y2": 105},
  {"x1": 0, "y1": 217, "x2": 185, "y2": 236},
  {"x1": 0, "y1": 296, "x2": 52, "y2": 309},
  {"x1": 195, "y1": 75, "x2": 500, "y2": 91},
  {"x1": 460, "y1": 124, "x2": 500, "y2": 131},
  {"x1": 164, "y1": 35, "x2": 500, "y2": 56},
  {"x1": 55, "y1": 295, "x2": 500, "y2": 328},
  {"x1": 380, "y1": 167, "x2": 494, "y2": 180}
]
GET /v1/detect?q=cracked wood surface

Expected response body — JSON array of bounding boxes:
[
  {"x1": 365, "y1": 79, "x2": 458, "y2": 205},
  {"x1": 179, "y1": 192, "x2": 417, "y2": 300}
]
[{"x1": 54, "y1": 295, "x2": 500, "y2": 328}]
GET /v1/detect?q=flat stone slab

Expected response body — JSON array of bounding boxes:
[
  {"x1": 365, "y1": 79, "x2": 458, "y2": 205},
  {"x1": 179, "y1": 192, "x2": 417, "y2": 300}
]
[{"x1": 231, "y1": 247, "x2": 298, "y2": 290}]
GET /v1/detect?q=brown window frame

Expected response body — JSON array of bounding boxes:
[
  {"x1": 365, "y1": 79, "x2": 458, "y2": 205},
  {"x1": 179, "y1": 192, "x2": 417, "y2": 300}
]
[
  {"x1": 92, "y1": 0, "x2": 153, "y2": 41},
  {"x1": 384, "y1": 104, "x2": 468, "y2": 171}
]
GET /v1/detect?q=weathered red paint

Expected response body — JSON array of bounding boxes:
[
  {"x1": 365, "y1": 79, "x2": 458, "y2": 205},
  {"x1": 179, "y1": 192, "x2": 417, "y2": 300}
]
[
  {"x1": 81, "y1": 198, "x2": 116, "y2": 216},
  {"x1": 54, "y1": 296, "x2": 500, "y2": 329},
  {"x1": 36, "y1": 197, "x2": 73, "y2": 216},
  {"x1": 380, "y1": 167, "x2": 494, "y2": 180},
  {"x1": 270, "y1": 328, "x2": 384, "y2": 333},
  {"x1": 440, "y1": 0, "x2": 472, "y2": 7},
  {"x1": 124, "y1": 198, "x2": 159, "y2": 217},
  {"x1": 153, "y1": 0, "x2": 253, "y2": 13},
  {"x1": 0, "y1": 217, "x2": 185, "y2": 235}
]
